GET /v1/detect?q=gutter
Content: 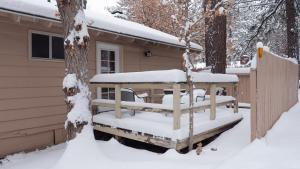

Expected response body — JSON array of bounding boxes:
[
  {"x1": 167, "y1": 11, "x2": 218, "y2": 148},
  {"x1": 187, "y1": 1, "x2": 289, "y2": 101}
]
[{"x1": 0, "y1": 7, "x2": 201, "y2": 52}]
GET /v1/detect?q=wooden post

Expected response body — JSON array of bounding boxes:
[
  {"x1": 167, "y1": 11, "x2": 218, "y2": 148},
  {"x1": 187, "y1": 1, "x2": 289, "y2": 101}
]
[
  {"x1": 233, "y1": 84, "x2": 239, "y2": 113},
  {"x1": 210, "y1": 84, "x2": 216, "y2": 120},
  {"x1": 150, "y1": 89, "x2": 155, "y2": 103},
  {"x1": 115, "y1": 84, "x2": 122, "y2": 118},
  {"x1": 173, "y1": 84, "x2": 181, "y2": 130}
]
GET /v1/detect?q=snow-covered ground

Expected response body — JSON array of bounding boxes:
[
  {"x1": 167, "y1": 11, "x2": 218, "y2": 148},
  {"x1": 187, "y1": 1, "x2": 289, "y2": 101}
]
[
  {"x1": 2, "y1": 93, "x2": 300, "y2": 169},
  {"x1": 0, "y1": 108, "x2": 250, "y2": 169},
  {"x1": 218, "y1": 94, "x2": 300, "y2": 169}
]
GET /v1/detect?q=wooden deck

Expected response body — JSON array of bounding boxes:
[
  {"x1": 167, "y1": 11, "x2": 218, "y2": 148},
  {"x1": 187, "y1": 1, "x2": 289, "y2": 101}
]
[
  {"x1": 93, "y1": 109, "x2": 242, "y2": 150},
  {"x1": 90, "y1": 75, "x2": 240, "y2": 150}
]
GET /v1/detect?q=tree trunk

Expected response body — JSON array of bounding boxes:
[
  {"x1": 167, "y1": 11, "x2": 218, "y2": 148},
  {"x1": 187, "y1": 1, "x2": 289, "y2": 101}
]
[
  {"x1": 56, "y1": 0, "x2": 91, "y2": 139},
  {"x1": 286, "y1": 0, "x2": 299, "y2": 60},
  {"x1": 204, "y1": 0, "x2": 227, "y2": 73}
]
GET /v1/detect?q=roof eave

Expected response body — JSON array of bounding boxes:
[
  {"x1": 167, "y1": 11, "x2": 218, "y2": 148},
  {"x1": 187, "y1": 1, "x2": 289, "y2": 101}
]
[{"x1": 0, "y1": 7, "x2": 202, "y2": 52}]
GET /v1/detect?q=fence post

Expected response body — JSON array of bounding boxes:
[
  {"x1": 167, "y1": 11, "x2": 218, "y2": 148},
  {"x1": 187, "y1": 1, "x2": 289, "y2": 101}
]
[
  {"x1": 115, "y1": 84, "x2": 122, "y2": 118},
  {"x1": 250, "y1": 69, "x2": 257, "y2": 141},
  {"x1": 210, "y1": 84, "x2": 216, "y2": 120},
  {"x1": 173, "y1": 84, "x2": 181, "y2": 130},
  {"x1": 233, "y1": 83, "x2": 239, "y2": 113}
]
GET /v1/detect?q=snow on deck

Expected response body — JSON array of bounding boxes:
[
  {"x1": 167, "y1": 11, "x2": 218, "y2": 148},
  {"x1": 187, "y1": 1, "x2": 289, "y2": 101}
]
[
  {"x1": 226, "y1": 68, "x2": 251, "y2": 74},
  {"x1": 93, "y1": 108, "x2": 242, "y2": 141},
  {"x1": 0, "y1": 0, "x2": 202, "y2": 50},
  {"x1": 90, "y1": 69, "x2": 239, "y2": 83}
]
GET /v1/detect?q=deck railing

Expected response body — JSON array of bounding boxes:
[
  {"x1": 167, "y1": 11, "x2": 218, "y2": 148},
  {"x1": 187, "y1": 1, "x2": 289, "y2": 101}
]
[{"x1": 91, "y1": 82, "x2": 238, "y2": 130}]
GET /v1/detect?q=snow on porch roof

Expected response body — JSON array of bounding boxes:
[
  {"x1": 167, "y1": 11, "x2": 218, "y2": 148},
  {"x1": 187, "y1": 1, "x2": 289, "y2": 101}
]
[
  {"x1": 90, "y1": 69, "x2": 239, "y2": 84},
  {"x1": 0, "y1": 0, "x2": 202, "y2": 51}
]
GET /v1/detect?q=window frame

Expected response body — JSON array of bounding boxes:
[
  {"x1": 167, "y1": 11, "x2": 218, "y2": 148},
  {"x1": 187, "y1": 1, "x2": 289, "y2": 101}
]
[
  {"x1": 28, "y1": 30, "x2": 65, "y2": 62},
  {"x1": 96, "y1": 42, "x2": 121, "y2": 100}
]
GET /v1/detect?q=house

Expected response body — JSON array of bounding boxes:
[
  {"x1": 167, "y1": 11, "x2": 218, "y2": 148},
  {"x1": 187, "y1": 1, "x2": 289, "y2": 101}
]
[{"x1": 0, "y1": 0, "x2": 202, "y2": 157}]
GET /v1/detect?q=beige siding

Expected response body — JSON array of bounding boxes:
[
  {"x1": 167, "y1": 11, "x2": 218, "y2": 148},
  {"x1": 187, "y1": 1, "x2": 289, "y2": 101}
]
[
  {"x1": 251, "y1": 50, "x2": 299, "y2": 140},
  {"x1": 0, "y1": 15, "x2": 183, "y2": 157},
  {"x1": 227, "y1": 74, "x2": 250, "y2": 103}
]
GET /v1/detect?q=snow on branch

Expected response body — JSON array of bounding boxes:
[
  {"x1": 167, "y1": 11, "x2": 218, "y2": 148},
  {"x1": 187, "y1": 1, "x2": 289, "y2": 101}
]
[
  {"x1": 65, "y1": 9, "x2": 90, "y2": 47},
  {"x1": 63, "y1": 74, "x2": 77, "y2": 89},
  {"x1": 235, "y1": 0, "x2": 285, "y2": 58}
]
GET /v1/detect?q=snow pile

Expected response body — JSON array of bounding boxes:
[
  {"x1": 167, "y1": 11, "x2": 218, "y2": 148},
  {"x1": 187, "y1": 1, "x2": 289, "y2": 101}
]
[
  {"x1": 217, "y1": 92, "x2": 300, "y2": 169},
  {"x1": 51, "y1": 126, "x2": 111, "y2": 169},
  {"x1": 90, "y1": 69, "x2": 239, "y2": 83},
  {"x1": 256, "y1": 42, "x2": 264, "y2": 49}
]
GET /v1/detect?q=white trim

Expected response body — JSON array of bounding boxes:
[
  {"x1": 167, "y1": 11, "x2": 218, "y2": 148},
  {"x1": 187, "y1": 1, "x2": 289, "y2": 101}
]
[
  {"x1": 96, "y1": 42, "x2": 121, "y2": 100},
  {"x1": 28, "y1": 30, "x2": 64, "y2": 62},
  {"x1": 96, "y1": 42, "x2": 120, "y2": 74}
]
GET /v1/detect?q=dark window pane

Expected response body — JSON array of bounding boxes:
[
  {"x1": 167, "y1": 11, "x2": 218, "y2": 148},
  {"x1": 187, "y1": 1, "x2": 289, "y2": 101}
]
[
  {"x1": 101, "y1": 93, "x2": 108, "y2": 99},
  {"x1": 52, "y1": 36, "x2": 64, "y2": 59},
  {"x1": 109, "y1": 51, "x2": 115, "y2": 61},
  {"x1": 101, "y1": 50, "x2": 108, "y2": 60},
  {"x1": 32, "y1": 33, "x2": 49, "y2": 58},
  {"x1": 110, "y1": 62, "x2": 115, "y2": 72},
  {"x1": 109, "y1": 93, "x2": 115, "y2": 100},
  {"x1": 101, "y1": 61, "x2": 108, "y2": 67},
  {"x1": 101, "y1": 88, "x2": 108, "y2": 93}
]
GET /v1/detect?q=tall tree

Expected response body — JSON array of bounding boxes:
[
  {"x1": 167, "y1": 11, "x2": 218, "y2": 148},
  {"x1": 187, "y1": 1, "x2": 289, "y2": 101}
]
[
  {"x1": 56, "y1": 0, "x2": 91, "y2": 139},
  {"x1": 286, "y1": 0, "x2": 299, "y2": 60},
  {"x1": 171, "y1": 0, "x2": 204, "y2": 151},
  {"x1": 204, "y1": 0, "x2": 227, "y2": 73}
]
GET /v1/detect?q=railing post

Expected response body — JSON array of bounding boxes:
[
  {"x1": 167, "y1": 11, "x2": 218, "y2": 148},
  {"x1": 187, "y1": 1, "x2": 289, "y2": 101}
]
[
  {"x1": 115, "y1": 84, "x2": 122, "y2": 118},
  {"x1": 173, "y1": 84, "x2": 181, "y2": 130},
  {"x1": 210, "y1": 84, "x2": 216, "y2": 120},
  {"x1": 233, "y1": 83, "x2": 239, "y2": 113}
]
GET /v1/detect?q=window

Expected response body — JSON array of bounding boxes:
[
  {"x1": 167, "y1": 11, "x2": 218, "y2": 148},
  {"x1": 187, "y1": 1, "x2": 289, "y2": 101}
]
[
  {"x1": 96, "y1": 42, "x2": 120, "y2": 101},
  {"x1": 100, "y1": 49, "x2": 117, "y2": 100},
  {"x1": 30, "y1": 31, "x2": 64, "y2": 60}
]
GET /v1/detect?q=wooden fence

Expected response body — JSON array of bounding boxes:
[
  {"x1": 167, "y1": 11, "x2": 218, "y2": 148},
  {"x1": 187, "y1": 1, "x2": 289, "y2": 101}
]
[{"x1": 251, "y1": 48, "x2": 299, "y2": 140}]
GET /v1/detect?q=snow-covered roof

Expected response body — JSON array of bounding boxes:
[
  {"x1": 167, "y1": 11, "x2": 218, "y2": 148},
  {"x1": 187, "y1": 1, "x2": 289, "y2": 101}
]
[
  {"x1": 90, "y1": 69, "x2": 239, "y2": 83},
  {"x1": 0, "y1": 0, "x2": 202, "y2": 51}
]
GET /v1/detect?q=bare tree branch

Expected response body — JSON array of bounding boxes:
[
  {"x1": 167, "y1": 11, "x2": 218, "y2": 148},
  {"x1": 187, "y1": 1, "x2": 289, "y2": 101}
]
[{"x1": 236, "y1": 0, "x2": 285, "y2": 58}]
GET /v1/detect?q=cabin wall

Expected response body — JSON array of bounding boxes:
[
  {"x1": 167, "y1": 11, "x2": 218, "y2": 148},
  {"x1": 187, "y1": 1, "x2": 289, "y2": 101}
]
[
  {"x1": 227, "y1": 73, "x2": 250, "y2": 104},
  {"x1": 0, "y1": 15, "x2": 183, "y2": 157}
]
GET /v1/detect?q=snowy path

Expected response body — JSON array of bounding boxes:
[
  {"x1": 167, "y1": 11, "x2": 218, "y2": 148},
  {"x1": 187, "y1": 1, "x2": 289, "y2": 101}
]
[
  {"x1": 217, "y1": 94, "x2": 300, "y2": 169},
  {"x1": 0, "y1": 109, "x2": 250, "y2": 169}
]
